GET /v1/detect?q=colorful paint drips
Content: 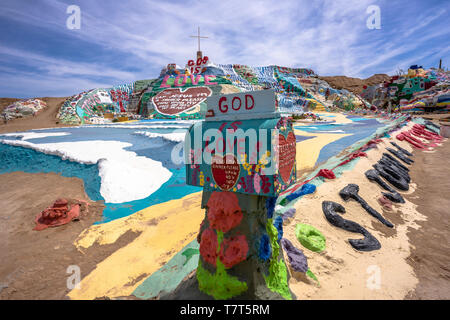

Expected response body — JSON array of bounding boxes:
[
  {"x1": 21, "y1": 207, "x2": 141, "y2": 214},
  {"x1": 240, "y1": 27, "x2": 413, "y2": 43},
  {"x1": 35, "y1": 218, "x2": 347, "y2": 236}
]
[
  {"x1": 258, "y1": 234, "x2": 272, "y2": 261},
  {"x1": 197, "y1": 259, "x2": 248, "y2": 300},
  {"x1": 265, "y1": 197, "x2": 277, "y2": 219},
  {"x1": 263, "y1": 220, "x2": 292, "y2": 300},
  {"x1": 274, "y1": 216, "x2": 284, "y2": 242}
]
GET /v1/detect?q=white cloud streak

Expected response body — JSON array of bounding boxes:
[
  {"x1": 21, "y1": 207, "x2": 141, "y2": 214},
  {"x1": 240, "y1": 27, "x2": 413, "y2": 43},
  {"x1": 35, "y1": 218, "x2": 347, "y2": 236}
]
[{"x1": 0, "y1": 0, "x2": 448, "y2": 97}]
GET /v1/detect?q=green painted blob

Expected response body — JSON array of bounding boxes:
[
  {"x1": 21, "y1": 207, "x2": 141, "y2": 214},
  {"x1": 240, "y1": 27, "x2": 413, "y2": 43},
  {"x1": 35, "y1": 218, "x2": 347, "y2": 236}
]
[
  {"x1": 197, "y1": 259, "x2": 248, "y2": 300},
  {"x1": 196, "y1": 229, "x2": 247, "y2": 299},
  {"x1": 295, "y1": 223, "x2": 326, "y2": 253},
  {"x1": 263, "y1": 219, "x2": 292, "y2": 300}
]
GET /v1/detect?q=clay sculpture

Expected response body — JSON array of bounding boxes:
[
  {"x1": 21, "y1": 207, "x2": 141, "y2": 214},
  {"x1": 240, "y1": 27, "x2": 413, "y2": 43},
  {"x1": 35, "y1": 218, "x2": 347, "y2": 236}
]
[
  {"x1": 322, "y1": 201, "x2": 381, "y2": 251},
  {"x1": 339, "y1": 184, "x2": 393, "y2": 228},
  {"x1": 383, "y1": 153, "x2": 410, "y2": 172},
  {"x1": 386, "y1": 147, "x2": 414, "y2": 165},
  {"x1": 378, "y1": 156, "x2": 411, "y2": 183},
  {"x1": 373, "y1": 163, "x2": 409, "y2": 191},
  {"x1": 281, "y1": 238, "x2": 308, "y2": 273},
  {"x1": 390, "y1": 142, "x2": 413, "y2": 157},
  {"x1": 365, "y1": 169, "x2": 405, "y2": 203}
]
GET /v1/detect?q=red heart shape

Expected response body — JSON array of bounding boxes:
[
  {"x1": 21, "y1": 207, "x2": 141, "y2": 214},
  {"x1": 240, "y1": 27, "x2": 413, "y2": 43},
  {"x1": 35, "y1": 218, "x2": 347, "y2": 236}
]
[
  {"x1": 152, "y1": 87, "x2": 212, "y2": 115},
  {"x1": 278, "y1": 132, "x2": 296, "y2": 183},
  {"x1": 211, "y1": 154, "x2": 240, "y2": 191}
]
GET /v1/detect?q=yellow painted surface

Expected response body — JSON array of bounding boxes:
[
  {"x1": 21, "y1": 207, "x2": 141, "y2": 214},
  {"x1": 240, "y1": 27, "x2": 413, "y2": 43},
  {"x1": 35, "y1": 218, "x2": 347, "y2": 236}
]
[
  {"x1": 294, "y1": 129, "x2": 350, "y2": 171},
  {"x1": 68, "y1": 192, "x2": 204, "y2": 300},
  {"x1": 294, "y1": 112, "x2": 352, "y2": 171},
  {"x1": 314, "y1": 112, "x2": 353, "y2": 124}
]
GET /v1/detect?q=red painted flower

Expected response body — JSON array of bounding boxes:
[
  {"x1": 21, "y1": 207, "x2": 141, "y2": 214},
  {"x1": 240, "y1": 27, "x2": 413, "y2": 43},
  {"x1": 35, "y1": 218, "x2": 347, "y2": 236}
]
[
  {"x1": 207, "y1": 191, "x2": 243, "y2": 233},
  {"x1": 199, "y1": 228, "x2": 218, "y2": 266},
  {"x1": 219, "y1": 235, "x2": 249, "y2": 269}
]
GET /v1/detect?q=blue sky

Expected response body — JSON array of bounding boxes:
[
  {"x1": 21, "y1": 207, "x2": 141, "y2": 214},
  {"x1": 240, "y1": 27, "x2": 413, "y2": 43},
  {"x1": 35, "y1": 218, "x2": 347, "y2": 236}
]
[{"x1": 0, "y1": 0, "x2": 448, "y2": 98}]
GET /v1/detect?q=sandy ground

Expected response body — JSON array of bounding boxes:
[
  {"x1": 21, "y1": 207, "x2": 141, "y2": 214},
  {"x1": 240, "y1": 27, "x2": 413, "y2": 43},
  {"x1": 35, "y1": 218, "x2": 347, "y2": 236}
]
[
  {"x1": 0, "y1": 172, "x2": 139, "y2": 300},
  {"x1": 283, "y1": 122, "x2": 450, "y2": 299},
  {"x1": 415, "y1": 114, "x2": 450, "y2": 122},
  {"x1": 1, "y1": 106, "x2": 448, "y2": 299},
  {"x1": 405, "y1": 140, "x2": 450, "y2": 299},
  {"x1": 0, "y1": 97, "x2": 71, "y2": 134}
]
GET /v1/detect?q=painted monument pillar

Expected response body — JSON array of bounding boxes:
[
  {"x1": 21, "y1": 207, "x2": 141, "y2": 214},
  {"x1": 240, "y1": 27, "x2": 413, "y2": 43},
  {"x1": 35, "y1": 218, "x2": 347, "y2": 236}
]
[{"x1": 185, "y1": 90, "x2": 297, "y2": 300}]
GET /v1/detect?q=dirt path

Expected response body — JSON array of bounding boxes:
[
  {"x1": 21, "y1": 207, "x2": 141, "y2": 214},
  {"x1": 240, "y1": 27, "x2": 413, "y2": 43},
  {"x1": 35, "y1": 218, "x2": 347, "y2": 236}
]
[
  {"x1": 405, "y1": 139, "x2": 450, "y2": 299},
  {"x1": 0, "y1": 172, "x2": 139, "y2": 300},
  {"x1": 0, "y1": 97, "x2": 73, "y2": 134}
]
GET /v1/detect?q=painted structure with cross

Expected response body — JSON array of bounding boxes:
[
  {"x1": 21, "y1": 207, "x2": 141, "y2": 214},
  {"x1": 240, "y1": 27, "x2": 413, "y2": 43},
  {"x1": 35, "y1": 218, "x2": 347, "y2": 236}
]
[{"x1": 190, "y1": 26, "x2": 209, "y2": 60}]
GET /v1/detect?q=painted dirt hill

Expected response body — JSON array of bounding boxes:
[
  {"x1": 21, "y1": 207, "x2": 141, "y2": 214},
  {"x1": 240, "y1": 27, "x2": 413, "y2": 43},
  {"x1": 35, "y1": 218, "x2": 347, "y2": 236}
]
[
  {"x1": 2, "y1": 62, "x2": 448, "y2": 131},
  {"x1": 0, "y1": 97, "x2": 70, "y2": 134},
  {"x1": 48, "y1": 61, "x2": 378, "y2": 125},
  {"x1": 319, "y1": 74, "x2": 391, "y2": 95}
]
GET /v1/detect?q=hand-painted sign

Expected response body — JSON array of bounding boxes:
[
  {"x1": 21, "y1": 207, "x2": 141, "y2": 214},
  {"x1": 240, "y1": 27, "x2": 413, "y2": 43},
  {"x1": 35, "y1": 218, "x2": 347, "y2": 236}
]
[
  {"x1": 187, "y1": 56, "x2": 209, "y2": 74},
  {"x1": 160, "y1": 74, "x2": 218, "y2": 89},
  {"x1": 205, "y1": 89, "x2": 278, "y2": 121},
  {"x1": 152, "y1": 86, "x2": 212, "y2": 116}
]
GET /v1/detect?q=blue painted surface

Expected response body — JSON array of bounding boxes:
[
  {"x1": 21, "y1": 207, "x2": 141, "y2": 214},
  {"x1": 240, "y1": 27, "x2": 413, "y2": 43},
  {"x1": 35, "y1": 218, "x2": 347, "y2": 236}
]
[
  {"x1": 315, "y1": 113, "x2": 336, "y2": 118},
  {"x1": 295, "y1": 135, "x2": 315, "y2": 143},
  {"x1": 0, "y1": 122, "x2": 201, "y2": 223}
]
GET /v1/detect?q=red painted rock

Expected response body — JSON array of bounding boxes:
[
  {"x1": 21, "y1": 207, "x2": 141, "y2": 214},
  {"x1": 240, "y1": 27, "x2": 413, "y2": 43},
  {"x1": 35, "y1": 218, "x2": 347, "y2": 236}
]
[
  {"x1": 206, "y1": 191, "x2": 243, "y2": 233},
  {"x1": 152, "y1": 87, "x2": 212, "y2": 115},
  {"x1": 318, "y1": 169, "x2": 336, "y2": 179},
  {"x1": 219, "y1": 235, "x2": 249, "y2": 269},
  {"x1": 278, "y1": 132, "x2": 296, "y2": 183},
  {"x1": 211, "y1": 154, "x2": 240, "y2": 191},
  {"x1": 34, "y1": 200, "x2": 80, "y2": 231}
]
